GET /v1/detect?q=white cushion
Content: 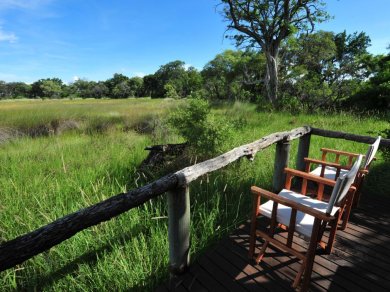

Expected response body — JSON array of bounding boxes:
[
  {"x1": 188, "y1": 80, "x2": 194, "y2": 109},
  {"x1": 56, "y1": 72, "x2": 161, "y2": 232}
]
[
  {"x1": 259, "y1": 189, "x2": 339, "y2": 238},
  {"x1": 310, "y1": 166, "x2": 348, "y2": 181}
]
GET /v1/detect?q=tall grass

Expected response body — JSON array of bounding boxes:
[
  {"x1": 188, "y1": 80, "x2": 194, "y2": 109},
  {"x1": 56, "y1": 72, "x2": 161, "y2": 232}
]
[{"x1": 0, "y1": 99, "x2": 388, "y2": 291}]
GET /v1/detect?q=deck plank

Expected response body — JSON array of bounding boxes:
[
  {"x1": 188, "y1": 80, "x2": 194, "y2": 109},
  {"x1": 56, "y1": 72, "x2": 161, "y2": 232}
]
[{"x1": 160, "y1": 195, "x2": 390, "y2": 291}]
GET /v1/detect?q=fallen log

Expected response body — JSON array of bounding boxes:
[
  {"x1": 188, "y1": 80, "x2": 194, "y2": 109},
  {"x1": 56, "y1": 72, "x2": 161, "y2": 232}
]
[{"x1": 140, "y1": 142, "x2": 188, "y2": 169}]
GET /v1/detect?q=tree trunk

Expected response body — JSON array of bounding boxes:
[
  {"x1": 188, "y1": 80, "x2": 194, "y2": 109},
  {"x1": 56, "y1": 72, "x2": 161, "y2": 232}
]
[{"x1": 264, "y1": 51, "x2": 279, "y2": 105}]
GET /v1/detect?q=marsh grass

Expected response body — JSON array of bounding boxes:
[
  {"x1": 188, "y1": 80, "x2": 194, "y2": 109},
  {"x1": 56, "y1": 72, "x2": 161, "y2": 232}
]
[{"x1": 0, "y1": 99, "x2": 388, "y2": 291}]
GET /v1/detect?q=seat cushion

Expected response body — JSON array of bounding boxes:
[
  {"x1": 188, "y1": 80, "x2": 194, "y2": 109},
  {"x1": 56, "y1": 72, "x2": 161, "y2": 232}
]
[
  {"x1": 259, "y1": 189, "x2": 339, "y2": 237},
  {"x1": 310, "y1": 166, "x2": 348, "y2": 181}
]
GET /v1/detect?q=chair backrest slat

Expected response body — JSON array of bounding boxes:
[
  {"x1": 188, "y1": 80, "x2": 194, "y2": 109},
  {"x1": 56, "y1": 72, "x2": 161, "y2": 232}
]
[
  {"x1": 363, "y1": 136, "x2": 381, "y2": 169},
  {"x1": 326, "y1": 155, "x2": 363, "y2": 214}
]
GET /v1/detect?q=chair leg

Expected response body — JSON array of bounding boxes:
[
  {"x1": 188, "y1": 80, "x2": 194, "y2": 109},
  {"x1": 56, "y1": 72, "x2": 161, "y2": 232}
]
[
  {"x1": 292, "y1": 260, "x2": 305, "y2": 289},
  {"x1": 255, "y1": 240, "x2": 269, "y2": 264},
  {"x1": 352, "y1": 177, "x2": 364, "y2": 208},
  {"x1": 300, "y1": 219, "x2": 321, "y2": 292},
  {"x1": 249, "y1": 218, "x2": 257, "y2": 258},
  {"x1": 326, "y1": 212, "x2": 342, "y2": 254},
  {"x1": 255, "y1": 214, "x2": 277, "y2": 264},
  {"x1": 340, "y1": 190, "x2": 356, "y2": 230},
  {"x1": 249, "y1": 194, "x2": 261, "y2": 258},
  {"x1": 341, "y1": 202, "x2": 352, "y2": 231}
]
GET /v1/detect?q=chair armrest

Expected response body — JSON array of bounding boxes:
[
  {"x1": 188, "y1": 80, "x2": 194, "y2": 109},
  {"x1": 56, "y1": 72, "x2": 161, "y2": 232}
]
[
  {"x1": 251, "y1": 186, "x2": 335, "y2": 222},
  {"x1": 304, "y1": 158, "x2": 369, "y2": 175},
  {"x1": 320, "y1": 147, "x2": 362, "y2": 157},
  {"x1": 284, "y1": 168, "x2": 337, "y2": 187},
  {"x1": 304, "y1": 157, "x2": 341, "y2": 168}
]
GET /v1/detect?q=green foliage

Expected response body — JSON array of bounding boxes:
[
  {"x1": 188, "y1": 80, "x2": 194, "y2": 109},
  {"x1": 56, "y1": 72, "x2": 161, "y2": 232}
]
[
  {"x1": 30, "y1": 78, "x2": 64, "y2": 98},
  {"x1": 220, "y1": 0, "x2": 329, "y2": 104},
  {"x1": 0, "y1": 28, "x2": 386, "y2": 115},
  {"x1": 280, "y1": 30, "x2": 372, "y2": 109},
  {"x1": 163, "y1": 83, "x2": 180, "y2": 99},
  {"x1": 169, "y1": 98, "x2": 231, "y2": 156},
  {"x1": 202, "y1": 50, "x2": 264, "y2": 101},
  {"x1": 0, "y1": 99, "x2": 389, "y2": 291},
  {"x1": 348, "y1": 54, "x2": 390, "y2": 110},
  {"x1": 381, "y1": 127, "x2": 390, "y2": 161}
]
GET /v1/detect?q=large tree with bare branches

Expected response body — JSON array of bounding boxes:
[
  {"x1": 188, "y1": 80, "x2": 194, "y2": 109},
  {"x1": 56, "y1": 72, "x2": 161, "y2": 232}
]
[{"x1": 220, "y1": 0, "x2": 329, "y2": 105}]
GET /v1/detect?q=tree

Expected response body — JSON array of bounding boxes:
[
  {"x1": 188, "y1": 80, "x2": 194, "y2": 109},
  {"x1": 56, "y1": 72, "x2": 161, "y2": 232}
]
[
  {"x1": 0, "y1": 81, "x2": 31, "y2": 98},
  {"x1": 41, "y1": 79, "x2": 63, "y2": 98},
  {"x1": 143, "y1": 74, "x2": 159, "y2": 97},
  {"x1": 202, "y1": 50, "x2": 265, "y2": 100},
  {"x1": 220, "y1": 0, "x2": 328, "y2": 105},
  {"x1": 348, "y1": 53, "x2": 390, "y2": 110},
  {"x1": 105, "y1": 73, "x2": 130, "y2": 97},
  {"x1": 89, "y1": 81, "x2": 109, "y2": 98},
  {"x1": 112, "y1": 81, "x2": 132, "y2": 98},
  {"x1": 280, "y1": 30, "x2": 371, "y2": 108},
  {"x1": 128, "y1": 77, "x2": 144, "y2": 97},
  {"x1": 30, "y1": 78, "x2": 63, "y2": 98},
  {"x1": 184, "y1": 67, "x2": 203, "y2": 96},
  {"x1": 144, "y1": 60, "x2": 196, "y2": 98},
  {"x1": 70, "y1": 79, "x2": 92, "y2": 98},
  {"x1": 153, "y1": 60, "x2": 188, "y2": 98}
]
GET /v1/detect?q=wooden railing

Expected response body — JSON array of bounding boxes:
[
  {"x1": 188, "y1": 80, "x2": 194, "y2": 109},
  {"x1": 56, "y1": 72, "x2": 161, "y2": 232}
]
[{"x1": 0, "y1": 126, "x2": 389, "y2": 274}]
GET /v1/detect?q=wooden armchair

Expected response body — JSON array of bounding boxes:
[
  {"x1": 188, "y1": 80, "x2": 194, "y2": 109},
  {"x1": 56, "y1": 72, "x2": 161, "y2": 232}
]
[
  {"x1": 249, "y1": 155, "x2": 362, "y2": 291},
  {"x1": 304, "y1": 136, "x2": 381, "y2": 210}
]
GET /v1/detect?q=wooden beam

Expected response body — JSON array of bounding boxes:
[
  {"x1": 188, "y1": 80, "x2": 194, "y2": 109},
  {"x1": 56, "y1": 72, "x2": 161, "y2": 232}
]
[
  {"x1": 177, "y1": 126, "x2": 311, "y2": 185},
  {"x1": 296, "y1": 133, "x2": 311, "y2": 171},
  {"x1": 273, "y1": 138, "x2": 291, "y2": 192},
  {"x1": 311, "y1": 127, "x2": 390, "y2": 148},
  {"x1": 167, "y1": 185, "x2": 190, "y2": 275}
]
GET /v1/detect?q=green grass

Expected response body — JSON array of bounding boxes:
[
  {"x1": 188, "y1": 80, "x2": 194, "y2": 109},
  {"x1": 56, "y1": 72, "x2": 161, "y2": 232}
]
[{"x1": 0, "y1": 99, "x2": 388, "y2": 291}]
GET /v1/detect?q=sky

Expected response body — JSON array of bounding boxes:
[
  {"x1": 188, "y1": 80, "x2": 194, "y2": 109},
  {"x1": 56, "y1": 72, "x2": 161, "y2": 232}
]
[{"x1": 0, "y1": 0, "x2": 389, "y2": 84}]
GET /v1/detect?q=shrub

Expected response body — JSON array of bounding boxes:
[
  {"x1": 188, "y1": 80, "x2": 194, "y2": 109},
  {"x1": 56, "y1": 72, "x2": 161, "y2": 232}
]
[
  {"x1": 164, "y1": 83, "x2": 180, "y2": 99},
  {"x1": 168, "y1": 98, "x2": 231, "y2": 156},
  {"x1": 381, "y1": 126, "x2": 390, "y2": 161}
]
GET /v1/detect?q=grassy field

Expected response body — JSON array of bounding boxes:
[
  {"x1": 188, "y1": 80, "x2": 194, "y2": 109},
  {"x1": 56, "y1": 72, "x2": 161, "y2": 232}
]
[{"x1": 0, "y1": 98, "x2": 389, "y2": 291}]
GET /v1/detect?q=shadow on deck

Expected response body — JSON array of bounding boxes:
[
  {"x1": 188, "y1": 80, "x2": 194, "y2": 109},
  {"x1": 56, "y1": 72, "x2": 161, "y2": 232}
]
[{"x1": 158, "y1": 194, "x2": 390, "y2": 291}]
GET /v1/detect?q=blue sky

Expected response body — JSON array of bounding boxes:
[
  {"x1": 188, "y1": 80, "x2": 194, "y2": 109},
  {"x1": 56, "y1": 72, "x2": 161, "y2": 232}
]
[{"x1": 0, "y1": 0, "x2": 389, "y2": 84}]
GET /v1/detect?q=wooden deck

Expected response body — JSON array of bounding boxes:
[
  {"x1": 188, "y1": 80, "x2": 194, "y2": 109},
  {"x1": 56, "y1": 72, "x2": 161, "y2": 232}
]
[{"x1": 158, "y1": 194, "x2": 390, "y2": 291}]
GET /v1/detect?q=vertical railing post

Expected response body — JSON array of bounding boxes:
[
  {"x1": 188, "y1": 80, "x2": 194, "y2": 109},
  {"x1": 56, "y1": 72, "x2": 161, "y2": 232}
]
[
  {"x1": 273, "y1": 138, "x2": 291, "y2": 193},
  {"x1": 167, "y1": 185, "x2": 190, "y2": 276},
  {"x1": 296, "y1": 133, "x2": 311, "y2": 171}
]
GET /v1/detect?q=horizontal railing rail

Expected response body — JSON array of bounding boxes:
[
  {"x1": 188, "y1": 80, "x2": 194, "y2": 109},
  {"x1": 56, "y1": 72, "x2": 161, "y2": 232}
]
[{"x1": 0, "y1": 126, "x2": 388, "y2": 274}]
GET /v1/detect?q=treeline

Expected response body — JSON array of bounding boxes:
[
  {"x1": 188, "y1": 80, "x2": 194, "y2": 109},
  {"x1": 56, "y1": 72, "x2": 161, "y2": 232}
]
[{"x1": 0, "y1": 30, "x2": 389, "y2": 111}]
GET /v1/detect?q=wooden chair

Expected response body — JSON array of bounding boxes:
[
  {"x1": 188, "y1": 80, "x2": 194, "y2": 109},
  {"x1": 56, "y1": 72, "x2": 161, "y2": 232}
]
[
  {"x1": 304, "y1": 136, "x2": 381, "y2": 228},
  {"x1": 249, "y1": 155, "x2": 362, "y2": 291}
]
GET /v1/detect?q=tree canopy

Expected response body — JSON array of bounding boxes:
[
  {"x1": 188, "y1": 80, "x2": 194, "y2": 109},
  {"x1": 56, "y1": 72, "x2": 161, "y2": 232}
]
[{"x1": 220, "y1": 0, "x2": 329, "y2": 105}]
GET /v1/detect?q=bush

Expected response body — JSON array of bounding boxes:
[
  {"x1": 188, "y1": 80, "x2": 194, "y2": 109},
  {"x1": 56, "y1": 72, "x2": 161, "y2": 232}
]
[
  {"x1": 381, "y1": 126, "x2": 390, "y2": 161},
  {"x1": 168, "y1": 98, "x2": 231, "y2": 156}
]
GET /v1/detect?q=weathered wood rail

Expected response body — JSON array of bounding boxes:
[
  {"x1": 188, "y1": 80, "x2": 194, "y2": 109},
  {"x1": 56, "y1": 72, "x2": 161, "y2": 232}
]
[{"x1": 0, "y1": 126, "x2": 389, "y2": 276}]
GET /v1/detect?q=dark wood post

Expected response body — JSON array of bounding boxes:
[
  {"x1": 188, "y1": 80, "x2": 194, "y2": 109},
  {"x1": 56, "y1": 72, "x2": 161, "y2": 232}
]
[
  {"x1": 296, "y1": 134, "x2": 311, "y2": 171},
  {"x1": 167, "y1": 185, "x2": 190, "y2": 276},
  {"x1": 273, "y1": 138, "x2": 291, "y2": 192}
]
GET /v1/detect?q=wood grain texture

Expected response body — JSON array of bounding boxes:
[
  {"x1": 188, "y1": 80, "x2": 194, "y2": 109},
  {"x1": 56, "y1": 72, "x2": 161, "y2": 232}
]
[{"x1": 311, "y1": 127, "x2": 390, "y2": 147}]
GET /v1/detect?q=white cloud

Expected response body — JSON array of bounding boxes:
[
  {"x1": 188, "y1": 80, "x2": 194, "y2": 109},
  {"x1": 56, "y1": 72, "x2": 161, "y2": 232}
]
[
  {"x1": 0, "y1": 27, "x2": 17, "y2": 43},
  {"x1": 0, "y1": 0, "x2": 52, "y2": 10},
  {"x1": 72, "y1": 76, "x2": 80, "y2": 81}
]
